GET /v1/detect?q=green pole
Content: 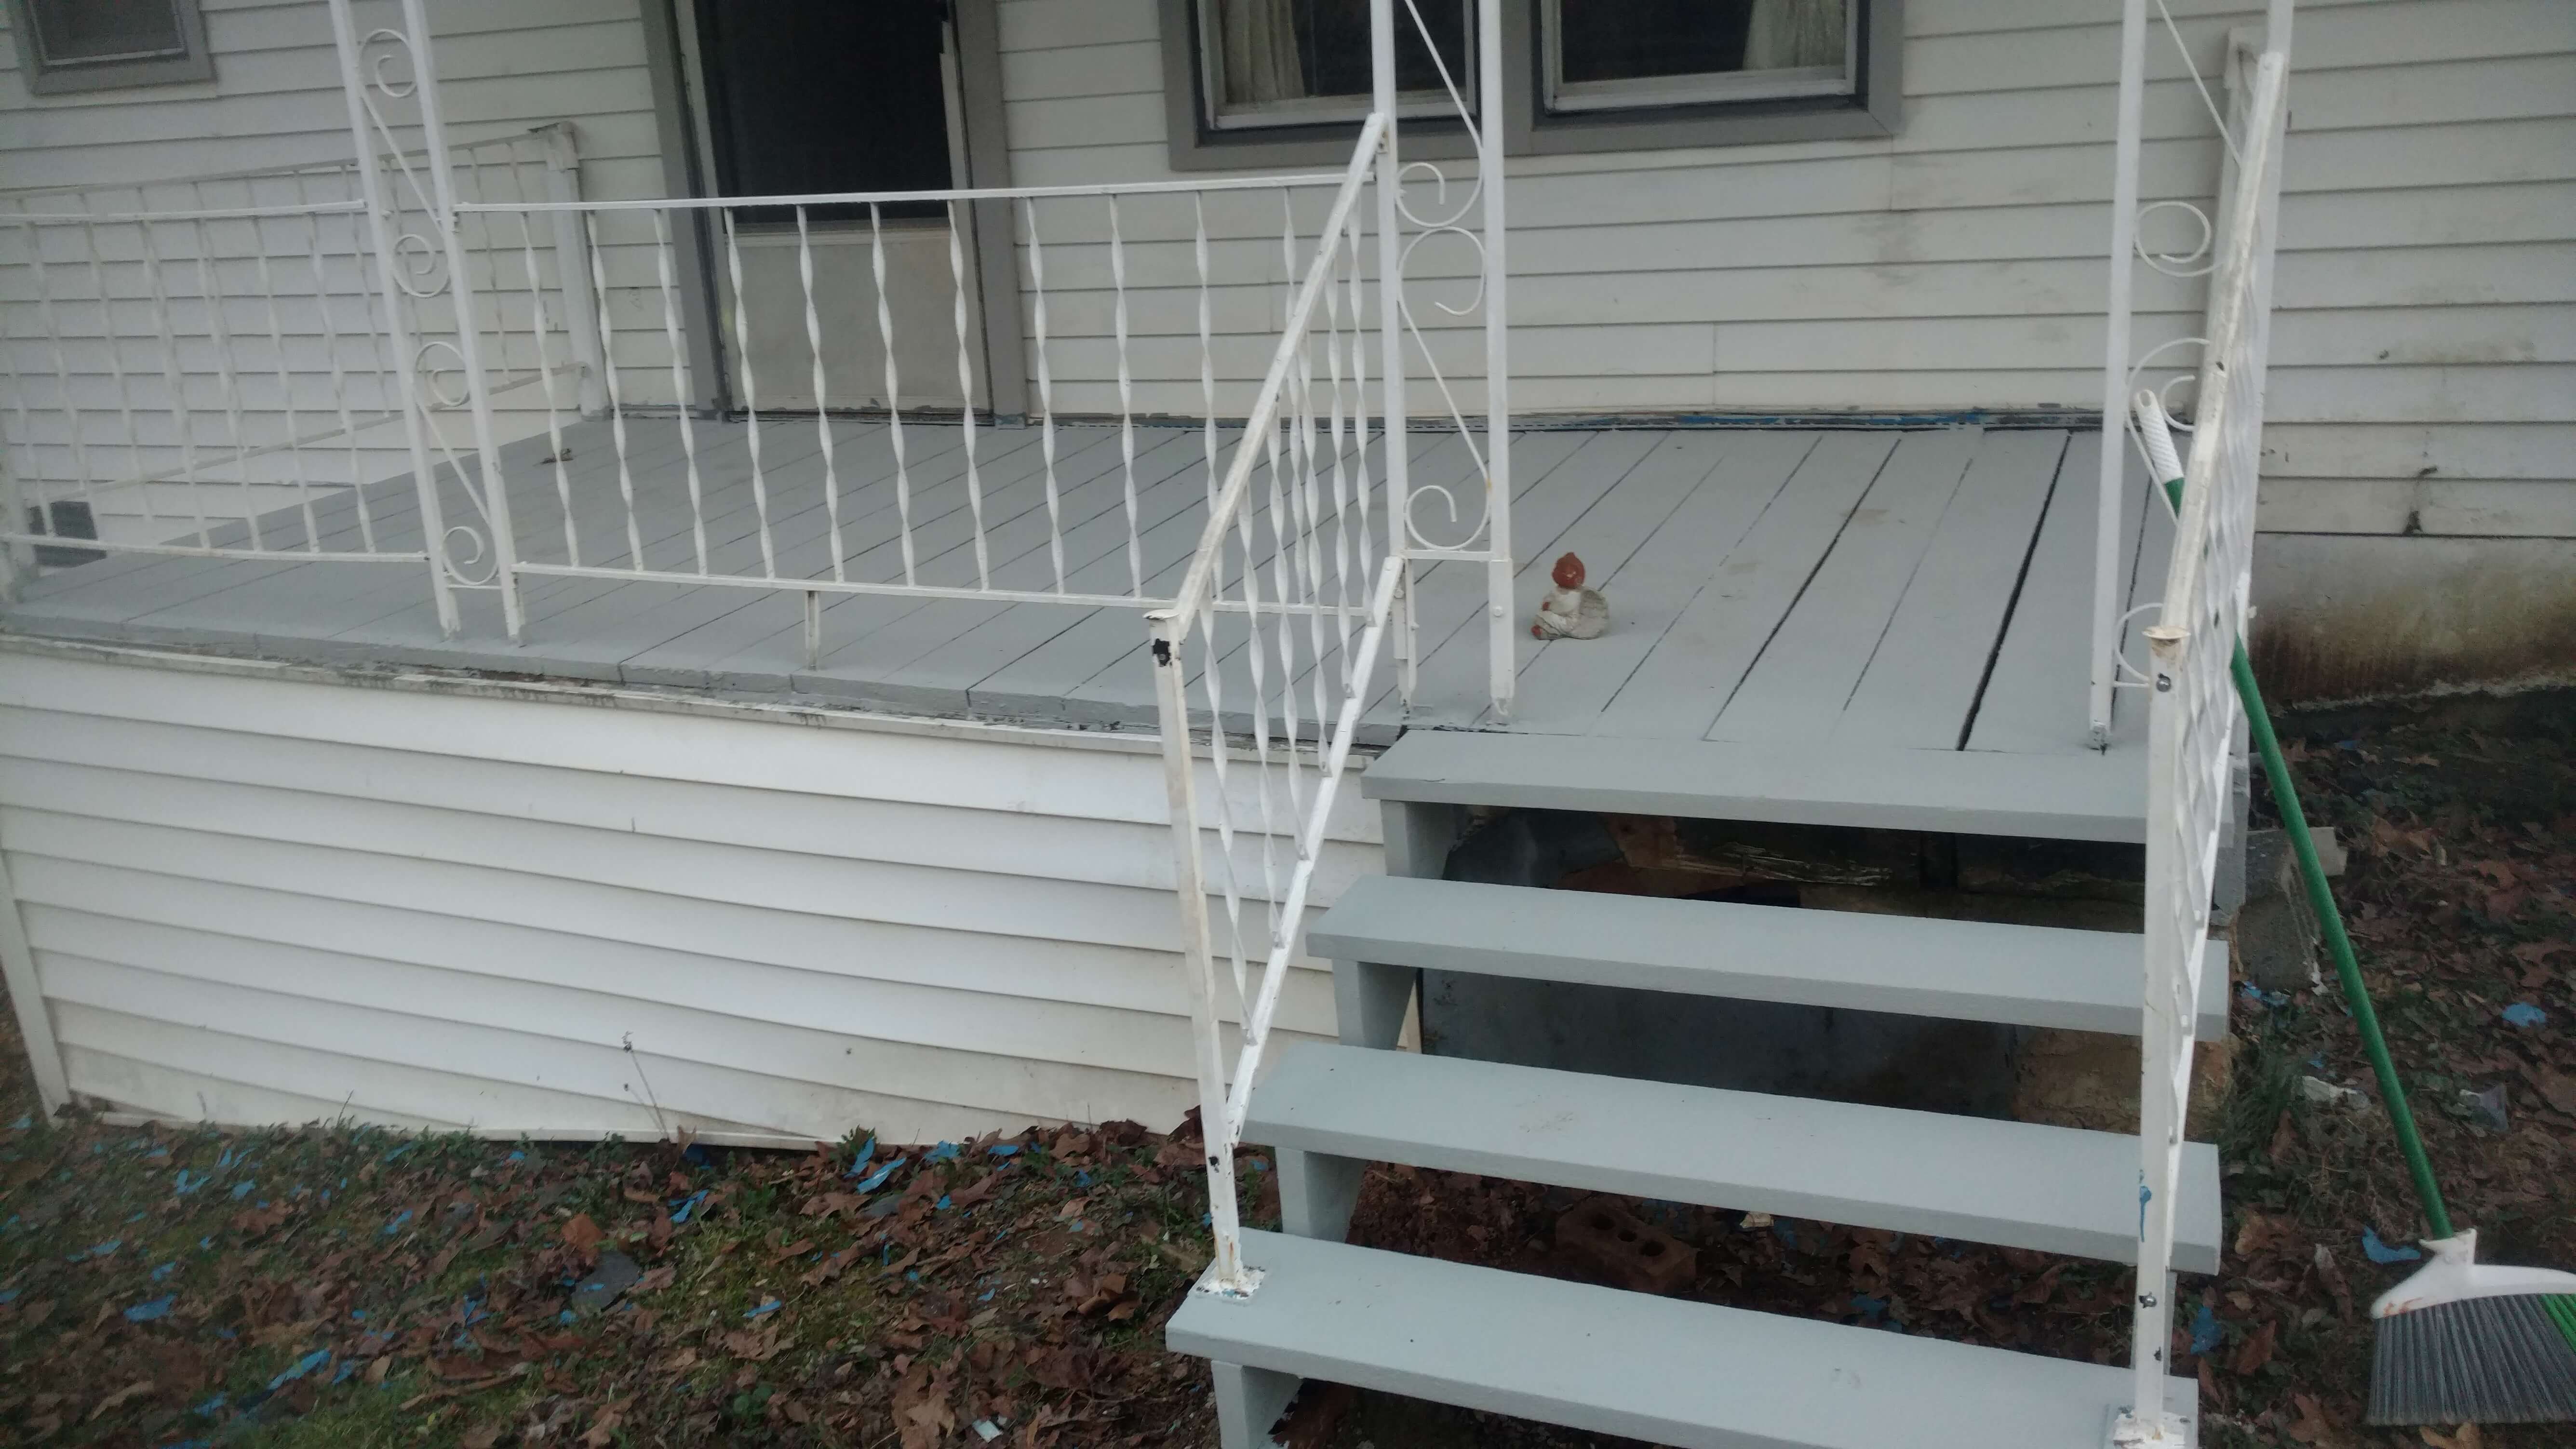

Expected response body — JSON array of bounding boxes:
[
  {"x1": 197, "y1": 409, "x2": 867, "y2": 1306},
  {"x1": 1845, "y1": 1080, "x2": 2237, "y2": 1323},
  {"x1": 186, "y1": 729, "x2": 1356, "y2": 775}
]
[{"x1": 2158, "y1": 472, "x2": 2453, "y2": 1237}]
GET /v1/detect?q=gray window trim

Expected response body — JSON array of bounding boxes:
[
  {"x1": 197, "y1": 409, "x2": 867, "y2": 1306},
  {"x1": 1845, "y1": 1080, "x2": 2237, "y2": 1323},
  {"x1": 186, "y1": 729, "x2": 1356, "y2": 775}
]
[
  {"x1": 8, "y1": 0, "x2": 215, "y2": 95},
  {"x1": 1505, "y1": 0, "x2": 1903, "y2": 155},
  {"x1": 1158, "y1": 0, "x2": 1476, "y2": 173},
  {"x1": 1161, "y1": 0, "x2": 1901, "y2": 171}
]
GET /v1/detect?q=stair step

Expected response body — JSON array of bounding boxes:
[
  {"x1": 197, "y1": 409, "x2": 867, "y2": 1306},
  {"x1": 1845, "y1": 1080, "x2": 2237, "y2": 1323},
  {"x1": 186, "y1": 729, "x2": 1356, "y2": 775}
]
[
  {"x1": 1250, "y1": 1044, "x2": 2221, "y2": 1271},
  {"x1": 1309, "y1": 875, "x2": 2230, "y2": 1042},
  {"x1": 1364, "y1": 730, "x2": 2146, "y2": 842},
  {"x1": 1168, "y1": 1229, "x2": 2200, "y2": 1449}
]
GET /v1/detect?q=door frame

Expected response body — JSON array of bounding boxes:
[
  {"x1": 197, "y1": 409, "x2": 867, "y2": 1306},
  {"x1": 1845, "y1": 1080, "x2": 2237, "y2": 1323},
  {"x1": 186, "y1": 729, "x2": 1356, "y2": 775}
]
[{"x1": 638, "y1": 0, "x2": 1029, "y2": 421}]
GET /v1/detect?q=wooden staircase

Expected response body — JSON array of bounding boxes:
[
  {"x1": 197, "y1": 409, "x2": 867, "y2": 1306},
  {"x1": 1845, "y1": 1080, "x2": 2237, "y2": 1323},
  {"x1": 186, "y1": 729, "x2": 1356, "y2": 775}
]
[{"x1": 1167, "y1": 730, "x2": 2221, "y2": 1448}]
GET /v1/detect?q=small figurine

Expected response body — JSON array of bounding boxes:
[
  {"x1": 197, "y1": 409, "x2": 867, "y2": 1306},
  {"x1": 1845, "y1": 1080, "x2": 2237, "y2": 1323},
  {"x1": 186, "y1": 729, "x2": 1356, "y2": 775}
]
[{"x1": 1532, "y1": 551, "x2": 1609, "y2": 640}]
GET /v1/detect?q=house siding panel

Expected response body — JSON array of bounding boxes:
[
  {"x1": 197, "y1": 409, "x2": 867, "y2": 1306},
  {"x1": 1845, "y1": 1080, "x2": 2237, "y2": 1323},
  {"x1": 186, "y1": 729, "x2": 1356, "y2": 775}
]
[
  {"x1": 0, "y1": 647, "x2": 1367, "y2": 1142},
  {"x1": 993, "y1": 0, "x2": 2576, "y2": 547}
]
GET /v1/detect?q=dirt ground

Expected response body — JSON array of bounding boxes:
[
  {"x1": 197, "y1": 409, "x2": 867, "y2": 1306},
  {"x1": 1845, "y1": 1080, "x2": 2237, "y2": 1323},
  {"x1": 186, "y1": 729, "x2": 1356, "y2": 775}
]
[{"x1": 1, "y1": 689, "x2": 2569, "y2": 1448}]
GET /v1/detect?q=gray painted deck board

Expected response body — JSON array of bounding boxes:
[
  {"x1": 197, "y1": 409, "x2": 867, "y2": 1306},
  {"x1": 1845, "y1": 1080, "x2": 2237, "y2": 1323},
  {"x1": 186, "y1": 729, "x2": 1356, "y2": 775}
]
[
  {"x1": 1249, "y1": 1044, "x2": 2222, "y2": 1269},
  {"x1": 1835, "y1": 430, "x2": 2070, "y2": 749},
  {"x1": 1508, "y1": 429, "x2": 1815, "y2": 735},
  {"x1": 1587, "y1": 431, "x2": 1898, "y2": 740},
  {"x1": 1706, "y1": 429, "x2": 1983, "y2": 743},
  {"x1": 1965, "y1": 433, "x2": 2156, "y2": 757},
  {"x1": 8, "y1": 421, "x2": 2119, "y2": 770},
  {"x1": 1167, "y1": 1229, "x2": 2200, "y2": 1449},
  {"x1": 1362, "y1": 729, "x2": 2146, "y2": 841},
  {"x1": 1310, "y1": 875, "x2": 2225, "y2": 1039}
]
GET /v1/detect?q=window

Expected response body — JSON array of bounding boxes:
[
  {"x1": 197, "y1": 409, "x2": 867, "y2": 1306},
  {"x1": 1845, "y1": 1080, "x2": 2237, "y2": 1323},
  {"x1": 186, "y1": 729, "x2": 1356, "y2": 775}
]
[
  {"x1": 1164, "y1": 0, "x2": 1899, "y2": 168},
  {"x1": 692, "y1": 0, "x2": 954, "y2": 222},
  {"x1": 1196, "y1": 0, "x2": 1473, "y2": 131},
  {"x1": 1543, "y1": 0, "x2": 1854, "y2": 113},
  {"x1": 9, "y1": 0, "x2": 213, "y2": 94}
]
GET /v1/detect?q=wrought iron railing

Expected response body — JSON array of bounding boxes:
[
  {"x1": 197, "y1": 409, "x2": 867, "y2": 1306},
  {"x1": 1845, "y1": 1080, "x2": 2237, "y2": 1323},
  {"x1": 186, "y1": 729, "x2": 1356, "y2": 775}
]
[{"x1": 2119, "y1": 47, "x2": 2287, "y2": 1449}]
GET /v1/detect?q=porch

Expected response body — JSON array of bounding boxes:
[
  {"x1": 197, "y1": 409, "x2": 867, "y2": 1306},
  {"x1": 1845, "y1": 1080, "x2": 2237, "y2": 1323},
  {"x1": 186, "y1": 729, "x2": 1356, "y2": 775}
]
[{"x1": 1, "y1": 413, "x2": 2164, "y2": 765}]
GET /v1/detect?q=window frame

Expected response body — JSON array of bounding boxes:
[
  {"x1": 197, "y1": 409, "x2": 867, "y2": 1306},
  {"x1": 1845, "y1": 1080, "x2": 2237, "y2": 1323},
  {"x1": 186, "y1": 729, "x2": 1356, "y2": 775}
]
[
  {"x1": 1161, "y1": 0, "x2": 1901, "y2": 170},
  {"x1": 1162, "y1": 0, "x2": 1480, "y2": 172},
  {"x1": 8, "y1": 0, "x2": 215, "y2": 96},
  {"x1": 1538, "y1": 0, "x2": 1859, "y2": 115},
  {"x1": 1192, "y1": 0, "x2": 1477, "y2": 133}
]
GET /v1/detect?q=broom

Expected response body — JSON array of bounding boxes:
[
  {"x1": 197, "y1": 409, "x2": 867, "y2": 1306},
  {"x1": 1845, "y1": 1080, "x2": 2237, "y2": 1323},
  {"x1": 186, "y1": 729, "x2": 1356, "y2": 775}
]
[{"x1": 2133, "y1": 393, "x2": 2576, "y2": 1424}]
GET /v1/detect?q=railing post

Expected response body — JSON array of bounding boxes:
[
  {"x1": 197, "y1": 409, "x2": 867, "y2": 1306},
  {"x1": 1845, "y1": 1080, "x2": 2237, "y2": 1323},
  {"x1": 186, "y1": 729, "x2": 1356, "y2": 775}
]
[
  {"x1": 397, "y1": 0, "x2": 524, "y2": 643},
  {"x1": 1369, "y1": 0, "x2": 1415, "y2": 704},
  {"x1": 328, "y1": 0, "x2": 459, "y2": 639},
  {"x1": 2091, "y1": 0, "x2": 2149, "y2": 749},
  {"x1": 1149, "y1": 609, "x2": 1251, "y2": 1297},
  {"x1": 1477, "y1": 0, "x2": 1512, "y2": 720},
  {"x1": 539, "y1": 122, "x2": 611, "y2": 419},
  {"x1": 2122, "y1": 622, "x2": 2192, "y2": 1446}
]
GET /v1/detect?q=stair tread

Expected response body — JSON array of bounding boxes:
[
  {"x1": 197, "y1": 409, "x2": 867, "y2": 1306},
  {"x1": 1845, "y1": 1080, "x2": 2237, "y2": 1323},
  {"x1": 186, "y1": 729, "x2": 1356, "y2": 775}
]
[
  {"x1": 1168, "y1": 1229, "x2": 2199, "y2": 1449},
  {"x1": 1363, "y1": 730, "x2": 2146, "y2": 842},
  {"x1": 1250, "y1": 1044, "x2": 2222, "y2": 1271},
  {"x1": 1309, "y1": 875, "x2": 2230, "y2": 1042}
]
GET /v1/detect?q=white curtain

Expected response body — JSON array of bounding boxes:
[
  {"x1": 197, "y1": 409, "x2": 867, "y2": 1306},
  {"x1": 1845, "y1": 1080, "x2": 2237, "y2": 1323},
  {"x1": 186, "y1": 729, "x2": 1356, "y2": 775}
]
[
  {"x1": 1218, "y1": 0, "x2": 1307, "y2": 106},
  {"x1": 1743, "y1": 0, "x2": 1848, "y2": 71}
]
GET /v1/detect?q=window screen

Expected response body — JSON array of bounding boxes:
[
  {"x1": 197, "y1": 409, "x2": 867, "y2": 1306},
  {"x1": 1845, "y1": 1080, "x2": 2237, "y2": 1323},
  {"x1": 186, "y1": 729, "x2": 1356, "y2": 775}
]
[
  {"x1": 1547, "y1": 0, "x2": 1853, "y2": 113},
  {"x1": 12, "y1": 0, "x2": 211, "y2": 92}
]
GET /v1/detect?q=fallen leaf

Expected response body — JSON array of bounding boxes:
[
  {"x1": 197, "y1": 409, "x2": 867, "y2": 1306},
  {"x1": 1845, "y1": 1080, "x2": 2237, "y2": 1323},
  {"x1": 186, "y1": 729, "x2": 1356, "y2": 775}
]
[
  {"x1": 2284, "y1": 1390, "x2": 2334, "y2": 1443},
  {"x1": 2419, "y1": 1425, "x2": 2482, "y2": 1449},
  {"x1": 770, "y1": 1237, "x2": 814, "y2": 1263},
  {"x1": 580, "y1": 1409, "x2": 624, "y2": 1447},
  {"x1": 2232, "y1": 1317, "x2": 2276, "y2": 1375},
  {"x1": 86, "y1": 1381, "x2": 154, "y2": 1422},
  {"x1": 723, "y1": 1324, "x2": 785, "y2": 1362},
  {"x1": 461, "y1": 1423, "x2": 504, "y2": 1449},
  {"x1": 632, "y1": 1265, "x2": 675, "y2": 1295},
  {"x1": 561, "y1": 1213, "x2": 604, "y2": 1261}
]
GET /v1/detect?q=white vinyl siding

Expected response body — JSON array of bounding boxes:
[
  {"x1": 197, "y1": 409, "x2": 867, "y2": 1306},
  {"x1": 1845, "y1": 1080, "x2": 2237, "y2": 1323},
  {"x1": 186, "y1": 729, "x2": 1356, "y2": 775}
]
[
  {"x1": 0, "y1": 646, "x2": 1369, "y2": 1142},
  {"x1": 996, "y1": 0, "x2": 2576, "y2": 541},
  {"x1": 0, "y1": 0, "x2": 686, "y2": 546}
]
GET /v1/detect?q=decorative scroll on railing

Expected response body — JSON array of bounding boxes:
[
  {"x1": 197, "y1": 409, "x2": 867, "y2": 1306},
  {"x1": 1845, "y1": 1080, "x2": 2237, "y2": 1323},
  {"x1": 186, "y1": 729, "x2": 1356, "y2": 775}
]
[
  {"x1": 0, "y1": 0, "x2": 596, "y2": 639},
  {"x1": 0, "y1": 124, "x2": 591, "y2": 586},
  {"x1": 2090, "y1": 0, "x2": 2293, "y2": 746},
  {"x1": 2118, "y1": 47, "x2": 2287, "y2": 1449},
  {"x1": 1147, "y1": 112, "x2": 1390, "y2": 1298}
]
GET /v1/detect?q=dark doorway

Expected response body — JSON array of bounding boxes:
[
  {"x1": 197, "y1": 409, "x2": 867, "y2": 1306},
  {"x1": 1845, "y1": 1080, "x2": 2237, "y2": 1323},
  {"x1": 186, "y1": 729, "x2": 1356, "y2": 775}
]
[{"x1": 692, "y1": 0, "x2": 954, "y2": 221}]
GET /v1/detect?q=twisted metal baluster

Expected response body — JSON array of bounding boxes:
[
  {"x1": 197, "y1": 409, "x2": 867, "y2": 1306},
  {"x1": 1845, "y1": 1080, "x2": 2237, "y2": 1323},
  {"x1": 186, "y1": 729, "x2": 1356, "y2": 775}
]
[
  {"x1": 651, "y1": 208, "x2": 708, "y2": 574},
  {"x1": 1023, "y1": 197, "x2": 1064, "y2": 591},
  {"x1": 721, "y1": 211, "x2": 776, "y2": 578},
  {"x1": 948, "y1": 198, "x2": 988, "y2": 590},
  {"x1": 793, "y1": 206, "x2": 845, "y2": 583},
  {"x1": 583, "y1": 211, "x2": 644, "y2": 569},
  {"x1": 1110, "y1": 193, "x2": 1141, "y2": 595},
  {"x1": 870, "y1": 202, "x2": 914, "y2": 585}
]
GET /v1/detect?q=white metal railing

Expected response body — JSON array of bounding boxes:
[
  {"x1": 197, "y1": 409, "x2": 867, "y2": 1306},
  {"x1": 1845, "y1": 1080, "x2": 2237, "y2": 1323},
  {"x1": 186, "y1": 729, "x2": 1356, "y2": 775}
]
[
  {"x1": 1151, "y1": 0, "x2": 1511, "y2": 1300},
  {"x1": 0, "y1": 114, "x2": 597, "y2": 606},
  {"x1": 448, "y1": 167, "x2": 1371, "y2": 658},
  {"x1": 2090, "y1": 0, "x2": 2296, "y2": 747},
  {"x1": 2118, "y1": 47, "x2": 2286, "y2": 1449}
]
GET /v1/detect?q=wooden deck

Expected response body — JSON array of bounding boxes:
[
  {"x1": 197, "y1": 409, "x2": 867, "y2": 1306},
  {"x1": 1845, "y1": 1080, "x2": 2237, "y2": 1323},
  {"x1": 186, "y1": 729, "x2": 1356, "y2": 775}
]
[{"x1": 4, "y1": 416, "x2": 2165, "y2": 759}]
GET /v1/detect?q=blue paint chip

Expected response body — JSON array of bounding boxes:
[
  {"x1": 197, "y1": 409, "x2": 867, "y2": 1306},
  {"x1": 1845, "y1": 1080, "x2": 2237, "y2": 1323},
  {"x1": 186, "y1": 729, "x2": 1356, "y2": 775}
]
[
  {"x1": 332, "y1": 1358, "x2": 361, "y2": 1384},
  {"x1": 2503, "y1": 1002, "x2": 2548, "y2": 1029},
  {"x1": 2363, "y1": 1228, "x2": 2422, "y2": 1264},
  {"x1": 848, "y1": 1157, "x2": 904, "y2": 1194},
  {"x1": 0, "y1": 1288, "x2": 15, "y2": 1305},
  {"x1": 193, "y1": 1393, "x2": 227, "y2": 1417},
  {"x1": 383, "y1": 1142, "x2": 415, "y2": 1164},
  {"x1": 230, "y1": 1180, "x2": 256, "y2": 1201},
  {"x1": 936, "y1": 1194, "x2": 953, "y2": 1211},
  {"x1": 267, "y1": 1348, "x2": 331, "y2": 1391},
  {"x1": 2189, "y1": 1302, "x2": 2224, "y2": 1355},
  {"x1": 744, "y1": 1298, "x2": 781, "y2": 1319},
  {"x1": 843, "y1": 1135, "x2": 878, "y2": 1176},
  {"x1": 153, "y1": 1261, "x2": 176, "y2": 1282},
  {"x1": 382, "y1": 1208, "x2": 414, "y2": 1237},
  {"x1": 987, "y1": 1143, "x2": 1021, "y2": 1157},
  {"x1": 924, "y1": 1141, "x2": 961, "y2": 1164},
  {"x1": 669, "y1": 1189, "x2": 711, "y2": 1224}
]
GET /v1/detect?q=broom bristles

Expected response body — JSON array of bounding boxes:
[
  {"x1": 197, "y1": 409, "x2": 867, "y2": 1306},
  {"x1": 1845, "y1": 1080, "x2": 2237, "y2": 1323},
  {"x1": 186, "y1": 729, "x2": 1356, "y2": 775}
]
[{"x1": 2369, "y1": 1294, "x2": 2576, "y2": 1425}]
